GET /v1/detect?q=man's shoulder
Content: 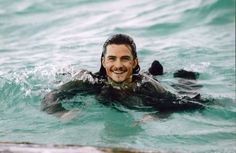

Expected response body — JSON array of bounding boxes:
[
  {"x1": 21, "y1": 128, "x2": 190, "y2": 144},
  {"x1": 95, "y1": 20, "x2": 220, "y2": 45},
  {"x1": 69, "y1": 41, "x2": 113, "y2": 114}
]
[
  {"x1": 134, "y1": 73, "x2": 160, "y2": 85},
  {"x1": 133, "y1": 73, "x2": 167, "y2": 94},
  {"x1": 72, "y1": 69, "x2": 93, "y2": 79},
  {"x1": 72, "y1": 69, "x2": 101, "y2": 84}
]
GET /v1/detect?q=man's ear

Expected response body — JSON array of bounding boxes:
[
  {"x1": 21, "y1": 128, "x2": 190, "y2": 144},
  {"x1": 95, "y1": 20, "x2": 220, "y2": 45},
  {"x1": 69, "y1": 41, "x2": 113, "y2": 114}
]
[
  {"x1": 133, "y1": 58, "x2": 138, "y2": 68},
  {"x1": 102, "y1": 57, "x2": 106, "y2": 67}
]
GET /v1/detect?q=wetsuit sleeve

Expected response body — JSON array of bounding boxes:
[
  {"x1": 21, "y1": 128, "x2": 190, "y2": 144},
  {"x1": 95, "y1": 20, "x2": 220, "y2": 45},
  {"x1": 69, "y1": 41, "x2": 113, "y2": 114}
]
[
  {"x1": 41, "y1": 70, "x2": 99, "y2": 114},
  {"x1": 149, "y1": 93, "x2": 204, "y2": 112},
  {"x1": 139, "y1": 76, "x2": 204, "y2": 112},
  {"x1": 41, "y1": 80, "x2": 84, "y2": 114},
  {"x1": 139, "y1": 73, "x2": 168, "y2": 96},
  {"x1": 41, "y1": 91, "x2": 65, "y2": 115}
]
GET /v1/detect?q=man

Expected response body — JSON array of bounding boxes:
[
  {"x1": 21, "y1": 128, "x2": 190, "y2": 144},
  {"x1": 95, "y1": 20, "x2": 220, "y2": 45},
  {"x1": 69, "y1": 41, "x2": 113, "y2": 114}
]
[{"x1": 41, "y1": 34, "x2": 204, "y2": 116}]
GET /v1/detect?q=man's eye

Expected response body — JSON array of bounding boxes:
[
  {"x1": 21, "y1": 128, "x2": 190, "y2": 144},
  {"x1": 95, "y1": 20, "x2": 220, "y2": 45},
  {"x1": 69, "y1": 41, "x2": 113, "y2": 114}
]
[
  {"x1": 121, "y1": 57, "x2": 131, "y2": 61},
  {"x1": 107, "y1": 57, "x2": 115, "y2": 61}
]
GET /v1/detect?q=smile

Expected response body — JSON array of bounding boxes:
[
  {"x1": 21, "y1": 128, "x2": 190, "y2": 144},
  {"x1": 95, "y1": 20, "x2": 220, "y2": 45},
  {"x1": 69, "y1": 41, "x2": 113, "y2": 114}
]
[{"x1": 113, "y1": 71, "x2": 126, "y2": 74}]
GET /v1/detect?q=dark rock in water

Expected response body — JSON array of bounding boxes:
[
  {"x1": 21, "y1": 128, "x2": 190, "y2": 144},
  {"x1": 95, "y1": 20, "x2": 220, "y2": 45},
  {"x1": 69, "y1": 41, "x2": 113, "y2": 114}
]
[
  {"x1": 173, "y1": 69, "x2": 200, "y2": 80},
  {"x1": 148, "y1": 60, "x2": 163, "y2": 76}
]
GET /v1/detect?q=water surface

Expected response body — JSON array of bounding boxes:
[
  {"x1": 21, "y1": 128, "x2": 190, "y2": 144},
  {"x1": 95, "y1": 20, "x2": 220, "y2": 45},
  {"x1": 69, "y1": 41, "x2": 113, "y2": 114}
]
[{"x1": 0, "y1": 0, "x2": 235, "y2": 153}]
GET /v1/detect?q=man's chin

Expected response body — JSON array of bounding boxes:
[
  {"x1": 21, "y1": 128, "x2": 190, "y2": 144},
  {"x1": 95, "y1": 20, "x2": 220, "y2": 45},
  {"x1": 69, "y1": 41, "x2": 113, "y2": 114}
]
[
  {"x1": 112, "y1": 78, "x2": 125, "y2": 84},
  {"x1": 108, "y1": 76, "x2": 125, "y2": 84}
]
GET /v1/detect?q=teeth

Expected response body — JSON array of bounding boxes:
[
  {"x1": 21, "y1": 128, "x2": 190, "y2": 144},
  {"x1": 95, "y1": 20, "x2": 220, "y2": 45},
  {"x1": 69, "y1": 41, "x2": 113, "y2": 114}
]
[{"x1": 113, "y1": 71, "x2": 123, "y2": 74}]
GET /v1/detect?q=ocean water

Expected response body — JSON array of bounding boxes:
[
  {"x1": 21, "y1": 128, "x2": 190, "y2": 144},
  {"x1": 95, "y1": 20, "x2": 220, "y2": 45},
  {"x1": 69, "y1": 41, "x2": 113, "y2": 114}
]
[{"x1": 0, "y1": 0, "x2": 235, "y2": 152}]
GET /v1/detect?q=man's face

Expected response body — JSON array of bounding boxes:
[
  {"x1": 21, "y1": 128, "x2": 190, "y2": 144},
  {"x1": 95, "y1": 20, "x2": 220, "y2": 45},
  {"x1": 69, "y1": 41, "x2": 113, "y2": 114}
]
[{"x1": 102, "y1": 44, "x2": 138, "y2": 84}]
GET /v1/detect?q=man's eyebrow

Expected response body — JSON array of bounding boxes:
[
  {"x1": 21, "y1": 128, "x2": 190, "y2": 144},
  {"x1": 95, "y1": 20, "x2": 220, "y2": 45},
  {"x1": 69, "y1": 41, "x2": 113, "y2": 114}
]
[
  {"x1": 106, "y1": 55, "x2": 132, "y2": 59},
  {"x1": 107, "y1": 55, "x2": 116, "y2": 58},
  {"x1": 121, "y1": 55, "x2": 132, "y2": 59}
]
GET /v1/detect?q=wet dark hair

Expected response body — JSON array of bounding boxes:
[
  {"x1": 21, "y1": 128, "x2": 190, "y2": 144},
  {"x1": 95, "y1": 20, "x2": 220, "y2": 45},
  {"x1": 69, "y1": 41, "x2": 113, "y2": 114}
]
[{"x1": 97, "y1": 34, "x2": 140, "y2": 78}]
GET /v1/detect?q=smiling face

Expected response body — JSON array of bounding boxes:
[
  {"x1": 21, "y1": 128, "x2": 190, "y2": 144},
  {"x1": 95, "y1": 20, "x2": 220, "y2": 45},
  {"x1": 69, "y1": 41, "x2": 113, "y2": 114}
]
[{"x1": 102, "y1": 44, "x2": 138, "y2": 84}]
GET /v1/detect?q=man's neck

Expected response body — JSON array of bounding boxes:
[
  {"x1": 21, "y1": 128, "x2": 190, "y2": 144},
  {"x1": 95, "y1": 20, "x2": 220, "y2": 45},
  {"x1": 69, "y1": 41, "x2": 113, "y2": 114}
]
[{"x1": 107, "y1": 77, "x2": 133, "y2": 90}]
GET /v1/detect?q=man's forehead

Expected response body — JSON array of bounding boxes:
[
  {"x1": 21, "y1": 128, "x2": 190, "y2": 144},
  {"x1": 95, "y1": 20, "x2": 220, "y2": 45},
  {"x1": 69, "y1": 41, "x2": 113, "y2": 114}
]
[{"x1": 106, "y1": 44, "x2": 132, "y2": 54}]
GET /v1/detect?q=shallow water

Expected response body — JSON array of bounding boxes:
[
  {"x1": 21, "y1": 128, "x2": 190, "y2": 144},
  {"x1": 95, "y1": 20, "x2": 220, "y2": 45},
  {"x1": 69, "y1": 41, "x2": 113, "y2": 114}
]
[{"x1": 0, "y1": 0, "x2": 235, "y2": 152}]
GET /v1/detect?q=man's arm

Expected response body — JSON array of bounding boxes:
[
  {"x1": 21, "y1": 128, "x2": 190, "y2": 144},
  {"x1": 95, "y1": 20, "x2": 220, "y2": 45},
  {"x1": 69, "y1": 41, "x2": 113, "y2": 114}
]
[
  {"x1": 41, "y1": 90, "x2": 63, "y2": 114},
  {"x1": 139, "y1": 75, "x2": 204, "y2": 112},
  {"x1": 41, "y1": 70, "x2": 100, "y2": 115},
  {"x1": 41, "y1": 80, "x2": 84, "y2": 115}
]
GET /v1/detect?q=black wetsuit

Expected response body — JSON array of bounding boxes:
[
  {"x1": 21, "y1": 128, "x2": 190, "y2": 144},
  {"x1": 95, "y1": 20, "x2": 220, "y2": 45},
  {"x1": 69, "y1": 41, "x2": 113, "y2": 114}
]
[{"x1": 41, "y1": 70, "x2": 204, "y2": 114}]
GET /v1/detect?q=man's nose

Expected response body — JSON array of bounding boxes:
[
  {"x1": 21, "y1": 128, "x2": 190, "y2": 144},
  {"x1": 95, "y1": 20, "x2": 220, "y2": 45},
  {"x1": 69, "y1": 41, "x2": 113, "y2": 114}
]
[{"x1": 114, "y1": 59, "x2": 122, "y2": 68}]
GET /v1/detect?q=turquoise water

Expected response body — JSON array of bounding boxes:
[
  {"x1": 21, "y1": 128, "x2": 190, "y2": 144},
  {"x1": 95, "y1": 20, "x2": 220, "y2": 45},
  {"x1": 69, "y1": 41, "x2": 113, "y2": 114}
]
[{"x1": 0, "y1": 0, "x2": 235, "y2": 152}]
